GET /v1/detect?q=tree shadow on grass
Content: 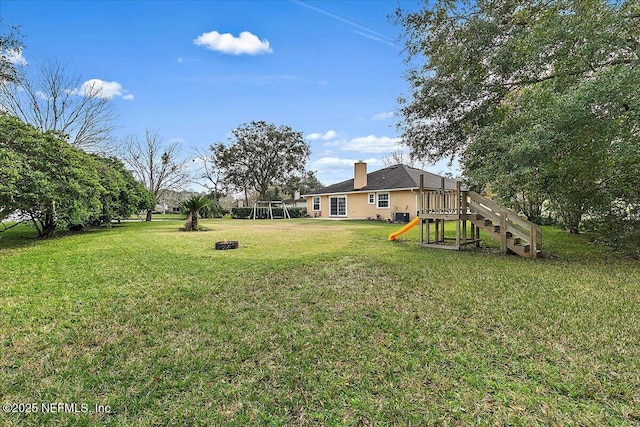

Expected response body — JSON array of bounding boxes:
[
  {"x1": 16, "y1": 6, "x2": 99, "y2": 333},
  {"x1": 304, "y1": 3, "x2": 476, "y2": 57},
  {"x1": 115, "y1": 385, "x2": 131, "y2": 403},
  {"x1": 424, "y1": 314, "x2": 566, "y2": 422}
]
[{"x1": 0, "y1": 222, "x2": 126, "y2": 251}]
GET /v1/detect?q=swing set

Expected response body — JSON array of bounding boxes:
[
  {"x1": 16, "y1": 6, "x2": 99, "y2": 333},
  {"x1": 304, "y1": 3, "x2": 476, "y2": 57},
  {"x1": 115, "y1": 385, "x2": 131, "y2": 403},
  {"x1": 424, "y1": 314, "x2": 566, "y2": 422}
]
[{"x1": 251, "y1": 201, "x2": 291, "y2": 220}]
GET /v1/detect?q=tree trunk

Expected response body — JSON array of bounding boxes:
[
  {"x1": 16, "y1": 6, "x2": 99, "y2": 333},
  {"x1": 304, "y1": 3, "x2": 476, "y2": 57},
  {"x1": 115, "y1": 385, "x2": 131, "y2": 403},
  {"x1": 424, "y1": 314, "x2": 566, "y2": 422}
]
[
  {"x1": 191, "y1": 211, "x2": 198, "y2": 231},
  {"x1": 146, "y1": 210, "x2": 152, "y2": 221},
  {"x1": 37, "y1": 213, "x2": 57, "y2": 238},
  {"x1": 184, "y1": 212, "x2": 193, "y2": 231}
]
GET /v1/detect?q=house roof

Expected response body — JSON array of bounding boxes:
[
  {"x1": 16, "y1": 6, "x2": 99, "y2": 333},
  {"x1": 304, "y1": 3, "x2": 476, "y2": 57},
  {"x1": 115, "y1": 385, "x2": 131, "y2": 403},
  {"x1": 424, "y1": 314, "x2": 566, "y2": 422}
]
[{"x1": 304, "y1": 164, "x2": 458, "y2": 196}]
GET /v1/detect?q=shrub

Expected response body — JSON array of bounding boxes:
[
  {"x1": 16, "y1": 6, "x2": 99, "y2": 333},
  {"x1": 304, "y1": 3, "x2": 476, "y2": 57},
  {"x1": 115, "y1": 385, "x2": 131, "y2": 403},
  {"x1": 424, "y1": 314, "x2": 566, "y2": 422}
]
[{"x1": 583, "y1": 206, "x2": 640, "y2": 259}]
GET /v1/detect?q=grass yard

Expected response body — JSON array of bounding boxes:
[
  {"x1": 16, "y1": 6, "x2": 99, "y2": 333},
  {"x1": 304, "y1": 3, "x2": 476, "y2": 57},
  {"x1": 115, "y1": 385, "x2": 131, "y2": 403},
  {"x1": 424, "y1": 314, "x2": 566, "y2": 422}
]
[{"x1": 1, "y1": 218, "x2": 639, "y2": 426}]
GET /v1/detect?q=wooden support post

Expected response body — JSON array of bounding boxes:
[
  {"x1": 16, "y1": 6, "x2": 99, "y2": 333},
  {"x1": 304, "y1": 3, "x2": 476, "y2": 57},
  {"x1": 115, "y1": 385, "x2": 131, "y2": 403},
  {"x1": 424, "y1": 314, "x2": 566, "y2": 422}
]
[
  {"x1": 434, "y1": 220, "x2": 438, "y2": 243},
  {"x1": 475, "y1": 223, "x2": 480, "y2": 247},
  {"x1": 420, "y1": 174, "x2": 425, "y2": 213},
  {"x1": 530, "y1": 224, "x2": 538, "y2": 258},
  {"x1": 462, "y1": 218, "x2": 467, "y2": 245},
  {"x1": 455, "y1": 182, "x2": 461, "y2": 247},
  {"x1": 440, "y1": 177, "x2": 445, "y2": 213},
  {"x1": 426, "y1": 218, "x2": 430, "y2": 244},
  {"x1": 500, "y1": 210, "x2": 507, "y2": 255}
]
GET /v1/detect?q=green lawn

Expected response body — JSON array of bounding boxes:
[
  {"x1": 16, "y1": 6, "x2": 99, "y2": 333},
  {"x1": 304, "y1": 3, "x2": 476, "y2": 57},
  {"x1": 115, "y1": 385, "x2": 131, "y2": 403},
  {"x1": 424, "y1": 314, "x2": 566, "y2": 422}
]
[{"x1": 1, "y1": 219, "x2": 639, "y2": 426}]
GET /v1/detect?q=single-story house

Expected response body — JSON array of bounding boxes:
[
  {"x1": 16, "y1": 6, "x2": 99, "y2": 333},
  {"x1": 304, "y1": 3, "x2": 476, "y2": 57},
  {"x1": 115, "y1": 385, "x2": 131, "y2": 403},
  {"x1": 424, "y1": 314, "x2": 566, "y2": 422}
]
[{"x1": 302, "y1": 162, "x2": 457, "y2": 221}]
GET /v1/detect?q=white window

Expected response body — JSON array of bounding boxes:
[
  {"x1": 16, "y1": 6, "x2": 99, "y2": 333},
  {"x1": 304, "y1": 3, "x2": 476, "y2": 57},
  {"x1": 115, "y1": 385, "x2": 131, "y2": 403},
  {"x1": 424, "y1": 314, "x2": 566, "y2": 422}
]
[
  {"x1": 368, "y1": 193, "x2": 375, "y2": 204},
  {"x1": 312, "y1": 197, "x2": 321, "y2": 211},
  {"x1": 329, "y1": 196, "x2": 347, "y2": 216},
  {"x1": 377, "y1": 193, "x2": 390, "y2": 209}
]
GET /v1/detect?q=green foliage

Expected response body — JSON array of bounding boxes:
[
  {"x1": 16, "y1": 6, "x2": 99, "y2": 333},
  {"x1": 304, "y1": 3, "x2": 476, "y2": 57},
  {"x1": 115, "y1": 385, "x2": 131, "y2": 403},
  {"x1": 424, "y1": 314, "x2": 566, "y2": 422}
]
[
  {"x1": 212, "y1": 121, "x2": 311, "y2": 200},
  {"x1": 198, "y1": 196, "x2": 228, "y2": 218},
  {"x1": 0, "y1": 114, "x2": 153, "y2": 237},
  {"x1": 583, "y1": 205, "x2": 640, "y2": 259},
  {"x1": 92, "y1": 156, "x2": 155, "y2": 226},
  {"x1": 231, "y1": 207, "x2": 253, "y2": 219},
  {"x1": 282, "y1": 170, "x2": 323, "y2": 197},
  {"x1": 396, "y1": 0, "x2": 640, "y2": 238},
  {"x1": 180, "y1": 195, "x2": 210, "y2": 231}
]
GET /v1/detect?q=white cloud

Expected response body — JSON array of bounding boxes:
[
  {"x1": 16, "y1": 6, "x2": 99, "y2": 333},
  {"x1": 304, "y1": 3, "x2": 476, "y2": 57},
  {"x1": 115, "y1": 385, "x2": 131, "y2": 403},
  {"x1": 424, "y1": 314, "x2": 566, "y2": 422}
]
[
  {"x1": 307, "y1": 130, "x2": 337, "y2": 141},
  {"x1": 72, "y1": 79, "x2": 134, "y2": 100},
  {"x1": 3, "y1": 49, "x2": 27, "y2": 65},
  {"x1": 194, "y1": 30, "x2": 273, "y2": 55},
  {"x1": 370, "y1": 111, "x2": 394, "y2": 120},
  {"x1": 330, "y1": 135, "x2": 402, "y2": 154},
  {"x1": 311, "y1": 156, "x2": 380, "y2": 172}
]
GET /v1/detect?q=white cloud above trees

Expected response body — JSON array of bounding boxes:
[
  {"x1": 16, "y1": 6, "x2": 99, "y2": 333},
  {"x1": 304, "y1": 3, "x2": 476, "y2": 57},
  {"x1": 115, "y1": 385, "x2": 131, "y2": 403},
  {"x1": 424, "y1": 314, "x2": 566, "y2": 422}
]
[
  {"x1": 307, "y1": 130, "x2": 337, "y2": 140},
  {"x1": 311, "y1": 156, "x2": 380, "y2": 172},
  {"x1": 71, "y1": 79, "x2": 134, "y2": 100},
  {"x1": 193, "y1": 31, "x2": 273, "y2": 55},
  {"x1": 341, "y1": 135, "x2": 402, "y2": 153},
  {"x1": 4, "y1": 49, "x2": 27, "y2": 65}
]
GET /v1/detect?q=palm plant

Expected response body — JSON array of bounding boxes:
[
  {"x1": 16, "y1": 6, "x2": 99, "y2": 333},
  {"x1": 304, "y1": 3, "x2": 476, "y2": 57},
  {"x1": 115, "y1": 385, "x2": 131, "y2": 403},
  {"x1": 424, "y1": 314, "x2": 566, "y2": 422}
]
[{"x1": 181, "y1": 195, "x2": 210, "y2": 231}]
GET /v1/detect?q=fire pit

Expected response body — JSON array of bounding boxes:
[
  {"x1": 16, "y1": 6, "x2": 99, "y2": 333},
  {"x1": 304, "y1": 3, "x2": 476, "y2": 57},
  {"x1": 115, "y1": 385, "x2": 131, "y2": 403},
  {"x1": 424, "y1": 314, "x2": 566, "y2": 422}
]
[{"x1": 215, "y1": 240, "x2": 239, "y2": 250}]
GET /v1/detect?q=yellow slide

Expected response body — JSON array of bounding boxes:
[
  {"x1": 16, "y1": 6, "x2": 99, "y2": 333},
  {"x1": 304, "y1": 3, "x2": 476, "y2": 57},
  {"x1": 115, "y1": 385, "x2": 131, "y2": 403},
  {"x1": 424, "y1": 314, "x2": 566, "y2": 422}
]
[{"x1": 388, "y1": 217, "x2": 420, "y2": 241}]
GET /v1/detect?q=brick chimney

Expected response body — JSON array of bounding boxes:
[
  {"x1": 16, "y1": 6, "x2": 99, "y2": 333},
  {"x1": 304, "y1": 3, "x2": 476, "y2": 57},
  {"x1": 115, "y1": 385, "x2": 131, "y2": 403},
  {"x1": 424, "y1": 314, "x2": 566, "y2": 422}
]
[{"x1": 354, "y1": 161, "x2": 367, "y2": 190}]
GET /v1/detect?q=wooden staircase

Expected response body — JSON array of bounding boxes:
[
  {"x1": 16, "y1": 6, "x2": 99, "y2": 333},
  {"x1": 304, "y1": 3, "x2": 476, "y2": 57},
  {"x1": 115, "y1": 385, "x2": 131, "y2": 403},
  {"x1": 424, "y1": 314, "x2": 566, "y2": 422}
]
[{"x1": 464, "y1": 192, "x2": 542, "y2": 258}]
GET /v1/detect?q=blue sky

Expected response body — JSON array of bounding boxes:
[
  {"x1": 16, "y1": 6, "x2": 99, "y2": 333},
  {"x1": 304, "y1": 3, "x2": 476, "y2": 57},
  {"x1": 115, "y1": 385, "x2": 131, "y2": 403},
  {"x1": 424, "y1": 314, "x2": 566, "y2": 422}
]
[{"x1": 2, "y1": 0, "x2": 454, "y2": 187}]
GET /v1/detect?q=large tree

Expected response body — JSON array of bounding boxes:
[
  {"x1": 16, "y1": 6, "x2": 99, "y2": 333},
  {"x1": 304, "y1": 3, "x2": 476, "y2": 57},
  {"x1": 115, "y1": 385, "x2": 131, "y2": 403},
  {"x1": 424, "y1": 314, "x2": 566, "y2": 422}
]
[
  {"x1": 0, "y1": 60, "x2": 115, "y2": 152},
  {"x1": 0, "y1": 114, "x2": 101, "y2": 236},
  {"x1": 212, "y1": 121, "x2": 310, "y2": 202},
  {"x1": 0, "y1": 114, "x2": 155, "y2": 236},
  {"x1": 396, "y1": 0, "x2": 640, "y2": 235},
  {"x1": 120, "y1": 129, "x2": 190, "y2": 221}
]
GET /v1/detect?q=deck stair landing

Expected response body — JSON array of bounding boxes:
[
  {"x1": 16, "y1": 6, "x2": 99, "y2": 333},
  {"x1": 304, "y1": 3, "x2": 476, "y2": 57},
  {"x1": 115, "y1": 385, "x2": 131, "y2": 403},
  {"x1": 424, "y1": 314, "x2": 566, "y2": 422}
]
[{"x1": 417, "y1": 176, "x2": 542, "y2": 258}]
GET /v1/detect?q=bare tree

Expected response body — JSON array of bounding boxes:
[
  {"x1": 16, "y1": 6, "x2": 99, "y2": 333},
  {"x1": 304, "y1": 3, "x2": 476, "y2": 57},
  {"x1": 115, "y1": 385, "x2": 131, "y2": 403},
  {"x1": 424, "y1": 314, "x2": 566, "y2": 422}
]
[
  {"x1": 382, "y1": 149, "x2": 422, "y2": 168},
  {"x1": 193, "y1": 147, "x2": 227, "y2": 201},
  {"x1": 120, "y1": 129, "x2": 190, "y2": 221},
  {"x1": 0, "y1": 60, "x2": 115, "y2": 152}
]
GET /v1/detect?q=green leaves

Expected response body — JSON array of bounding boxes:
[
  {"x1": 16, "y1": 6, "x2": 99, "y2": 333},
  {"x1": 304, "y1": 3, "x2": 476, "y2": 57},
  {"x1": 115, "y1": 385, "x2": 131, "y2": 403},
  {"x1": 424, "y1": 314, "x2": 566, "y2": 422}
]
[
  {"x1": 0, "y1": 114, "x2": 153, "y2": 237},
  {"x1": 397, "y1": 0, "x2": 640, "y2": 242},
  {"x1": 213, "y1": 121, "x2": 311, "y2": 201}
]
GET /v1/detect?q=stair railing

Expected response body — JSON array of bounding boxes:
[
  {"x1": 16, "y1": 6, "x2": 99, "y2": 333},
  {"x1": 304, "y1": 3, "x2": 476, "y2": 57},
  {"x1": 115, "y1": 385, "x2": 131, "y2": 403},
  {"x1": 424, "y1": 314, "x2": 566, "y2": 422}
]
[{"x1": 466, "y1": 191, "x2": 541, "y2": 256}]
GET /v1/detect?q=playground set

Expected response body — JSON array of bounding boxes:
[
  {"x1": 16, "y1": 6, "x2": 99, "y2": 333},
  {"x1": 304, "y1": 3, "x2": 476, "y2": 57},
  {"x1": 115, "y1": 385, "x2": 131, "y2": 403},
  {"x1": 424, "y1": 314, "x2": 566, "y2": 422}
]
[
  {"x1": 389, "y1": 175, "x2": 542, "y2": 258},
  {"x1": 251, "y1": 201, "x2": 291, "y2": 220}
]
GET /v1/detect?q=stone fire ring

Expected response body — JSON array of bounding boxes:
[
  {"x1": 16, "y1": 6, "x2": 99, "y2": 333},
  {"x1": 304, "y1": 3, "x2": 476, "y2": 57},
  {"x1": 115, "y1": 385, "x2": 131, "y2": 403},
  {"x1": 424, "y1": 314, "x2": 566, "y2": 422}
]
[{"x1": 215, "y1": 241, "x2": 239, "y2": 250}]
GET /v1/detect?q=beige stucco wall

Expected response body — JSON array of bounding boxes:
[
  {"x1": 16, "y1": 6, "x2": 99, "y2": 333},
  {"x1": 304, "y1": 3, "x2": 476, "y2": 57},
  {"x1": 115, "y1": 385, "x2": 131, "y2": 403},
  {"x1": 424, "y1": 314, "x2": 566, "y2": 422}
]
[{"x1": 306, "y1": 190, "x2": 418, "y2": 220}]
